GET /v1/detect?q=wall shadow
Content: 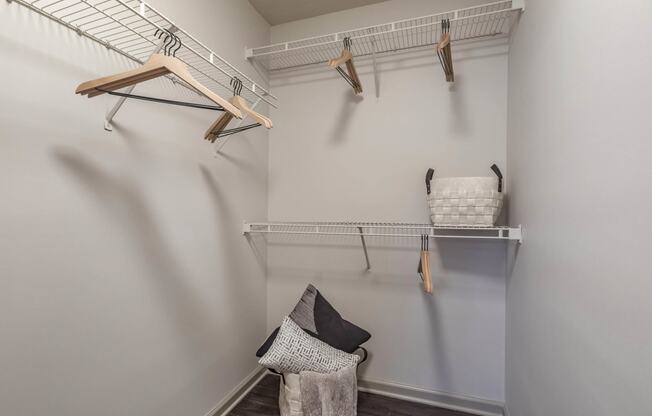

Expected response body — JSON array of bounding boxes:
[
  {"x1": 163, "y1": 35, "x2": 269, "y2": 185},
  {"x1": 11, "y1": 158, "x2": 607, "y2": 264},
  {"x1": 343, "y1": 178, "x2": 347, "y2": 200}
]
[{"x1": 52, "y1": 146, "x2": 212, "y2": 354}]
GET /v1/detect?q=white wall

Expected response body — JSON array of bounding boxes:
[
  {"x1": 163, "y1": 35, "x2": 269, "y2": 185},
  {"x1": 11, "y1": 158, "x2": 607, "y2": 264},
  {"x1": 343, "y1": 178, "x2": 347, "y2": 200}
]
[
  {"x1": 270, "y1": 0, "x2": 492, "y2": 43},
  {"x1": 506, "y1": 1, "x2": 652, "y2": 415},
  {"x1": 0, "y1": 1, "x2": 270, "y2": 415},
  {"x1": 265, "y1": 0, "x2": 509, "y2": 402}
]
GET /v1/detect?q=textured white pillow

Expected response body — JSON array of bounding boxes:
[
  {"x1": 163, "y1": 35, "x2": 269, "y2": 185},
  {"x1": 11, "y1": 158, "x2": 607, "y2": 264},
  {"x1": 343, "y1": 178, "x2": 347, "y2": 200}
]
[{"x1": 259, "y1": 316, "x2": 360, "y2": 374}]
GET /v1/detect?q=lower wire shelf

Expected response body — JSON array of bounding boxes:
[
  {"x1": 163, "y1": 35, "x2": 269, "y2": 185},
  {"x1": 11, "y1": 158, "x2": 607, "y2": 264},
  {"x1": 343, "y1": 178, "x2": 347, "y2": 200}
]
[
  {"x1": 243, "y1": 222, "x2": 522, "y2": 243},
  {"x1": 243, "y1": 221, "x2": 522, "y2": 270}
]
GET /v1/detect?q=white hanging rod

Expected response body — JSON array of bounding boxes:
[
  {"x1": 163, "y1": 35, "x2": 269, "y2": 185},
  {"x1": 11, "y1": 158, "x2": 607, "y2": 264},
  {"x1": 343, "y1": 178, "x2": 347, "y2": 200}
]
[
  {"x1": 246, "y1": 0, "x2": 524, "y2": 71},
  {"x1": 9, "y1": 0, "x2": 278, "y2": 109},
  {"x1": 243, "y1": 222, "x2": 523, "y2": 243}
]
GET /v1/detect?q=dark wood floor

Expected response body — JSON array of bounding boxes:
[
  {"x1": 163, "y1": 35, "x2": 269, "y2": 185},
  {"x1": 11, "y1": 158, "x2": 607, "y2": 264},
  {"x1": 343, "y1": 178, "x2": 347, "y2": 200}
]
[{"x1": 229, "y1": 375, "x2": 473, "y2": 416}]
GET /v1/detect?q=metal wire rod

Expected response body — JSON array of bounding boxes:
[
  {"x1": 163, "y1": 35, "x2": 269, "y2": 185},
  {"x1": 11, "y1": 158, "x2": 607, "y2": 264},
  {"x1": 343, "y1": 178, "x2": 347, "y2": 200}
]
[
  {"x1": 214, "y1": 97, "x2": 263, "y2": 153},
  {"x1": 357, "y1": 227, "x2": 371, "y2": 270},
  {"x1": 216, "y1": 123, "x2": 262, "y2": 138},
  {"x1": 98, "y1": 89, "x2": 226, "y2": 111},
  {"x1": 335, "y1": 66, "x2": 360, "y2": 90}
]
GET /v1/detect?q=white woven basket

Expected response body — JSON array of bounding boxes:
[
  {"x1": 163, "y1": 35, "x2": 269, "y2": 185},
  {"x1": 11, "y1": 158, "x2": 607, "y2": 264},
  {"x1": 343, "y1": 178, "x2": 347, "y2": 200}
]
[{"x1": 427, "y1": 176, "x2": 503, "y2": 227}]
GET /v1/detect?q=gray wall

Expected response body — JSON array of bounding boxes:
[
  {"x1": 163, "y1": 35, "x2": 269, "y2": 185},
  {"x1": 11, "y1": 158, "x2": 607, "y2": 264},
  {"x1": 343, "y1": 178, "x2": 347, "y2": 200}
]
[
  {"x1": 0, "y1": 1, "x2": 270, "y2": 415},
  {"x1": 506, "y1": 0, "x2": 652, "y2": 415},
  {"x1": 265, "y1": 0, "x2": 508, "y2": 402}
]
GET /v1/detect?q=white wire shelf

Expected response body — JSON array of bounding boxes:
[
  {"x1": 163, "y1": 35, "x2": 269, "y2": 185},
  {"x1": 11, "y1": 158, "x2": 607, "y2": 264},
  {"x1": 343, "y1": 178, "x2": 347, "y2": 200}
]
[
  {"x1": 245, "y1": 0, "x2": 524, "y2": 71},
  {"x1": 244, "y1": 221, "x2": 522, "y2": 270},
  {"x1": 243, "y1": 222, "x2": 523, "y2": 243},
  {"x1": 10, "y1": 0, "x2": 277, "y2": 108}
]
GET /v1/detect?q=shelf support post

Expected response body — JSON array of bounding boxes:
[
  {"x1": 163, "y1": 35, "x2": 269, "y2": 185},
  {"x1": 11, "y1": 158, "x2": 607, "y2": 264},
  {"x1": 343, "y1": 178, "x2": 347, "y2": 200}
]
[
  {"x1": 104, "y1": 26, "x2": 176, "y2": 132},
  {"x1": 358, "y1": 227, "x2": 371, "y2": 270},
  {"x1": 369, "y1": 31, "x2": 380, "y2": 98}
]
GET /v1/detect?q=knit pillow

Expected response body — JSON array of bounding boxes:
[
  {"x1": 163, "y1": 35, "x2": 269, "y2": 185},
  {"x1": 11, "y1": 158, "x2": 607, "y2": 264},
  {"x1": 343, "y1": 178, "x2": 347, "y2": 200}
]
[
  {"x1": 259, "y1": 317, "x2": 360, "y2": 374},
  {"x1": 256, "y1": 284, "x2": 371, "y2": 357}
]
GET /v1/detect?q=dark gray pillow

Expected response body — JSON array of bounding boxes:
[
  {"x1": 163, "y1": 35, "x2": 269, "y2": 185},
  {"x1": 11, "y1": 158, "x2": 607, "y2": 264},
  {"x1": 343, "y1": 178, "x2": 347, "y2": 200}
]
[{"x1": 256, "y1": 284, "x2": 371, "y2": 357}]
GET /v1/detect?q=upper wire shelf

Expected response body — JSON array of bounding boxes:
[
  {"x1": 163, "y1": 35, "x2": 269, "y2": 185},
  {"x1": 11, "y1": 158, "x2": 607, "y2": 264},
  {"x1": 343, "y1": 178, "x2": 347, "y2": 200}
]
[
  {"x1": 10, "y1": 0, "x2": 278, "y2": 108},
  {"x1": 246, "y1": 0, "x2": 524, "y2": 72}
]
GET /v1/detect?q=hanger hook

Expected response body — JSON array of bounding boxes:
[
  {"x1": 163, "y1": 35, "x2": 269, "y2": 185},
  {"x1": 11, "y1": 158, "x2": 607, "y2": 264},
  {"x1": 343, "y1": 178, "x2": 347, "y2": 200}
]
[
  {"x1": 172, "y1": 33, "x2": 182, "y2": 57},
  {"x1": 343, "y1": 37, "x2": 352, "y2": 51},
  {"x1": 168, "y1": 32, "x2": 177, "y2": 56},
  {"x1": 168, "y1": 31, "x2": 178, "y2": 56},
  {"x1": 231, "y1": 77, "x2": 243, "y2": 96},
  {"x1": 158, "y1": 29, "x2": 169, "y2": 55},
  {"x1": 155, "y1": 28, "x2": 166, "y2": 54},
  {"x1": 163, "y1": 30, "x2": 175, "y2": 56}
]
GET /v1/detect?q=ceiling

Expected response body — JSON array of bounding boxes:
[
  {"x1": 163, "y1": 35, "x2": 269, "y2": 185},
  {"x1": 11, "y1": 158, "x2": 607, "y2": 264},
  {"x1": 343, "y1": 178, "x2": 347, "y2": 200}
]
[{"x1": 249, "y1": 0, "x2": 390, "y2": 26}]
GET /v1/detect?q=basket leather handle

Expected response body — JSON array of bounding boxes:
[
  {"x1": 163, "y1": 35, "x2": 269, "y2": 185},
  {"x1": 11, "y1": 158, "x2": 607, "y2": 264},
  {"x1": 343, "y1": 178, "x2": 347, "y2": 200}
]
[
  {"x1": 425, "y1": 168, "x2": 435, "y2": 195},
  {"x1": 490, "y1": 164, "x2": 503, "y2": 192}
]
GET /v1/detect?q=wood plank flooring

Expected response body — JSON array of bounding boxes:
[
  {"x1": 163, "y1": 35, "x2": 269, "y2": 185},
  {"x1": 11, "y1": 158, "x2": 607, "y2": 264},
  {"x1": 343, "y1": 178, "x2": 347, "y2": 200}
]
[{"x1": 229, "y1": 375, "x2": 474, "y2": 416}]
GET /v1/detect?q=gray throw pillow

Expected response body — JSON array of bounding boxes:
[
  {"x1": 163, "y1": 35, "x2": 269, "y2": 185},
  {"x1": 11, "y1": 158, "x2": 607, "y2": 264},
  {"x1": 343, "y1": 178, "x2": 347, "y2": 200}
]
[{"x1": 259, "y1": 316, "x2": 360, "y2": 374}]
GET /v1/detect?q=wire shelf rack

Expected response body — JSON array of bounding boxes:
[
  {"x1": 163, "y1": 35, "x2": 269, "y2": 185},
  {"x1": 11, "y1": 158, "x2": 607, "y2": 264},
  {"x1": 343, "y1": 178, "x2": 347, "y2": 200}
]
[
  {"x1": 243, "y1": 222, "x2": 523, "y2": 242},
  {"x1": 10, "y1": 0, "x2": 278, "y2": 108},
  {"x1": 246, "y1": 0, "x2": 524, "y2": 71},
  {"x1": 244, "y1": 221, "x2": 522, "y2": 269}
]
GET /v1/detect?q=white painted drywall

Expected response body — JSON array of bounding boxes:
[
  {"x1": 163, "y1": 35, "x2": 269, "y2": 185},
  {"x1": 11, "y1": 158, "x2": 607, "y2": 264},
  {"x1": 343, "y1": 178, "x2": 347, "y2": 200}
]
[
  {"x1": 264, "y1": 0, "x2": 509, "y2": 402},
  {"x1": 506, "y1": 0, "x2": 652, "y2": 415},
  {"x1": 0, "y1": 1, "x2": 270, "y2": 415}
]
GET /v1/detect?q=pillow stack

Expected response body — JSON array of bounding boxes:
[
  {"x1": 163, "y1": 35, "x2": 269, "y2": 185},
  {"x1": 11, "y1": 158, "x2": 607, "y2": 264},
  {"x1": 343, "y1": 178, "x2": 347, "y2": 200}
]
[{"x1": 257, "y1": 284, "x2": 371, "y2": 374}]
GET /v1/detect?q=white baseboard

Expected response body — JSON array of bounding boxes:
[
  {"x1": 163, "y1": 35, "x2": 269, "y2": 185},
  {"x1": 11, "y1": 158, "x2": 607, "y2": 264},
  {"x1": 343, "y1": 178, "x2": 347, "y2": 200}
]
[
  {"x1": 205, "y1": 368, "x2": 505, "y2": 416},
  {"x1": 205, "y1": 366, "x2": 268, "y2": 416},
  {"x1": 358, "y1": 378, "x2": 505, "y2": 416}
]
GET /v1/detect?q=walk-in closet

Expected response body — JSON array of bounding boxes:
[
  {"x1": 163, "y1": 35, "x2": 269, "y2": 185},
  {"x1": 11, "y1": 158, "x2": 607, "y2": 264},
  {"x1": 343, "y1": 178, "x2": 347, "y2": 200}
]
[{"x1": 2, "y1": 0, "x2": 650, "y2": 415}]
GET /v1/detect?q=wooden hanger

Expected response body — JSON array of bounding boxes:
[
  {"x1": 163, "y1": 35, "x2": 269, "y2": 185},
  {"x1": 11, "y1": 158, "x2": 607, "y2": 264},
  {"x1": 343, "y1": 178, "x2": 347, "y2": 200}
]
[
  {"x1": 205, "y1": 78, "x2": 272, "y2": 143},
  {"x1": 328, "y1": 37, "x2": 363, "y2": 94},
  {"x1": 436, "y1": 19, "x2": 454, "y2": 83},
  {"x1": 231, "y1": 95, "x2": 273, "y2": 128},
  {"x1": 418, "y1": 235, "x2": 433, "y2": 294},
  {"x1": 75, "y1": 30, "x2": 243, "y2": 119}
]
